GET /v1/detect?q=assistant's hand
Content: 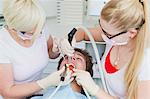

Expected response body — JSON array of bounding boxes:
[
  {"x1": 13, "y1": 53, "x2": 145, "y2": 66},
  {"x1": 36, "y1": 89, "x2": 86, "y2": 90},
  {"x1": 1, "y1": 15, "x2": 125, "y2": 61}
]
[
  {"x1": 72, "y1": 69, "x2": 100, "y2": 96},
  {"x1": 36, "y1": 67, "x2": 65, "y2": 89}
]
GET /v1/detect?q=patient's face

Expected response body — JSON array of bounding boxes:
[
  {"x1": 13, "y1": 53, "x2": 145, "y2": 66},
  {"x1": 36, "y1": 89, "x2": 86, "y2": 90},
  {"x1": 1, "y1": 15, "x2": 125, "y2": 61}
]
[{"x1": 59, "y1": 51, "x2": 86, "y2": 70}]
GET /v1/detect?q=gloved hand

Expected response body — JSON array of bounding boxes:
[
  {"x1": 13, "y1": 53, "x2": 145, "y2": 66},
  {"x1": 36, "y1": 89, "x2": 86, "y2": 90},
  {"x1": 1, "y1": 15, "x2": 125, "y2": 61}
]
[
  {"x1": 72, "y1": 69, "x2": 100, "y2": 96},
  {"x1": 52, "y1": 36, "x2": 76, "y2": 57},
  {"x1": 52, "y1": 36, "x2": 60, "y2": 53},
  {"x1": 36, "y1": 67, "x2": 65, "y2": 89},
  {"x1": 59, "y1": 36, "x2": 76, "y2": 57}
]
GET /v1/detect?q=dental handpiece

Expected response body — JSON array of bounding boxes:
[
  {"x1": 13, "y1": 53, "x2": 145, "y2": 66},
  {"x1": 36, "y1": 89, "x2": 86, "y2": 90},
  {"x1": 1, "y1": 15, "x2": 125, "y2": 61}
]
[
  {"x1": 68, "y1": 28, "x2": 77, "y2": 46},
  {"x1": 68, "y1": 28, "x2": 77, "y2": 64},
  {"x1": 60, "y1": 64, "x2": 67, "y2": 81}
]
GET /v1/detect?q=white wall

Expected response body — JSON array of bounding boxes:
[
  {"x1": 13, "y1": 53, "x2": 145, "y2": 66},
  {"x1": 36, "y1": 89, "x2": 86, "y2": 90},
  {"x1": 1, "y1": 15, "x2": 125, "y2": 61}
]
[
  {"x1": 38, "y1": 0, "x2": 57, "y2": 18},
  {"x1": 87, "y1": 0, "x2": 110, "y2": 16},
  {"x1": 0, "y1": 0, "x2": 57, "y2": 16},
  {"x1": 0, "y1": 0, "x2": 2, "y2": 15}
]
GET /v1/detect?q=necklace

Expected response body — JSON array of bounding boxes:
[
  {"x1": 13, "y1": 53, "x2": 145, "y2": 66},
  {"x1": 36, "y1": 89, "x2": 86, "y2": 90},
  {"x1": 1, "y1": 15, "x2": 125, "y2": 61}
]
[{"x1": 114, "y1": 46, "x2": 120, "y2": 68}]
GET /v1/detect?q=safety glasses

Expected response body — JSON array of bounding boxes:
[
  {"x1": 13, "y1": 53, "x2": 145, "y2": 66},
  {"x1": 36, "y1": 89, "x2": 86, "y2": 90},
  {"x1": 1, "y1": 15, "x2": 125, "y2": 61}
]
[{"x1": 98, "y1": 19, "x2": 127, "y2": 39}]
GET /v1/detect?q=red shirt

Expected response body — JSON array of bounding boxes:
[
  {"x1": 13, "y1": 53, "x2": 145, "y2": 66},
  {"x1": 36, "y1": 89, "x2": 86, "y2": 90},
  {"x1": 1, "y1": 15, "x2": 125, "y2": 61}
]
[{"x1": 105, "y1": 47, "x2": 118, "y2": 73}]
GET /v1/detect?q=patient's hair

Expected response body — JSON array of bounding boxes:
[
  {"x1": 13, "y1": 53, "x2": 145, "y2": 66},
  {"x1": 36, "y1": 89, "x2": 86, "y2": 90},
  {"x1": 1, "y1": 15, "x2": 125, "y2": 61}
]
[{"x1": 57, "y1": 48, "x2": 93, "y2": 77}]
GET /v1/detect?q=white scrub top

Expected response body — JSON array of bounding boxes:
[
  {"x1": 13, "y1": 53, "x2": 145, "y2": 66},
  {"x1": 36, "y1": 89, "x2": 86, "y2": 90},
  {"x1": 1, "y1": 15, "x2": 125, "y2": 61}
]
[
  {"x1": 101, "y1": 44, "x2": 150, "y2": 99},
  {"x1": 0, "y1": 26, "x2": 50, "y2": 84}
]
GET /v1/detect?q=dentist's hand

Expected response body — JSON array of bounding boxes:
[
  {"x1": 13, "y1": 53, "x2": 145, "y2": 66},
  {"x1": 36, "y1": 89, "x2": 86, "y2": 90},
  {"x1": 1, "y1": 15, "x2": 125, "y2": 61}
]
[
  {"x1": 37, "y1": 67, "x2": 65, "y2": 89},
  {"x1": 52, "y1": 36, "x2": 76, "y2": 57},
  {"x1": 72, "y1": 69, "x2": 100, "y2": 96},
  {"x1": 52, "y1": 27, "x2": 77, "y2": 56},
  {"x1": 52, "y1": 36, "x2": 60, "y2": 53},
  {"x1": 59, "y1": 36, "x2": 76, "y2": 57}
]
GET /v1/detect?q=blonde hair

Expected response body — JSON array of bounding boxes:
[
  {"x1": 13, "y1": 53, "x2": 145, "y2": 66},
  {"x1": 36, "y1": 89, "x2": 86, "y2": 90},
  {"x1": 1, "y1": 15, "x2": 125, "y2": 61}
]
[
  {"x1": 144, "y1": 0, "x2": 150, "y2": 48},
  {"x1": 2, "y1": 0, "x2": 46, "y2": 42},
  {"x1": 101, "y1": 0, "x2": 150, "y2": 99}
]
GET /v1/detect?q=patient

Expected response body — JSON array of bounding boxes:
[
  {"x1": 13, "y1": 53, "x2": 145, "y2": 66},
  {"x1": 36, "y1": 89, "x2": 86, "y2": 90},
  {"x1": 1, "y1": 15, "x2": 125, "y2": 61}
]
[{"x1": 42, "y1": 48, "x2": 94, "y2": 99}]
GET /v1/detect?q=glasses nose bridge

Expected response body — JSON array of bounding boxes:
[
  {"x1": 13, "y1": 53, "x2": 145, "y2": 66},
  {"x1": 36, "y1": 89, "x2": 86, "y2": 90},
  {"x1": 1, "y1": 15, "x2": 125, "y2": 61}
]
[{"x1": 99, "y1": 22, "x2": 112, "y2": 39}]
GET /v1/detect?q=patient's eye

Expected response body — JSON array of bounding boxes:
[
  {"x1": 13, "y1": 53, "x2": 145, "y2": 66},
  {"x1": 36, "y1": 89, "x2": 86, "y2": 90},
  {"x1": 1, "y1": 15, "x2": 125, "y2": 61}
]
[{"x1": 76, "y1": 58, "x2": 82, "y2": 62}]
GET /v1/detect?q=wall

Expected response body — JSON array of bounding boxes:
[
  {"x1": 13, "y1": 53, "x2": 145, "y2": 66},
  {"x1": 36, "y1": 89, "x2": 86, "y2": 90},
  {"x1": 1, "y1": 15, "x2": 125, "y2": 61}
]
[
  {"x1": 0, "y1": 0, "x2": 2, "y2": 15},
  {"x1": 38, "y1": 0, "x2": 57, "y2": 18}
]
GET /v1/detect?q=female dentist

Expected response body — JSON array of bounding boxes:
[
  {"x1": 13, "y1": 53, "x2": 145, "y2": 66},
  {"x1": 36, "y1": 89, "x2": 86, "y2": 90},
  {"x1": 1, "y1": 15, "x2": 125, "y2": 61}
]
[
  {"x1": 0, "y1": 0, "x2": 72, "y2": 99},
  {"x1": 60, "y1": 0, "x2": 150, "y2": 99}
]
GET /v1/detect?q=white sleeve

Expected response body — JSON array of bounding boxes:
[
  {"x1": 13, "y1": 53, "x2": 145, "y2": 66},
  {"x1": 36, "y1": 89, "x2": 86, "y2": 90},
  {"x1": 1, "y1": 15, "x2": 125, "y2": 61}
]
[
  {"x1": 0, "y1": 47, "x2": 11, "y2": 63},
  {"x1": 138, "y1": 48, "x2": 150, "y2": 81},
  {"x1": 42, "y1": 25, "x2": 51, "y2": 41}
]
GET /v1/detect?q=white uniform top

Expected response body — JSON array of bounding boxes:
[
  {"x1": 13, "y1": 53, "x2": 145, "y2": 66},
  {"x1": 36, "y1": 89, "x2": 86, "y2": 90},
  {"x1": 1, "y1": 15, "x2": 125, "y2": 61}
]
[
  {"x1": 101, "y1": 44, "x2": 150, "y2": 99},
  {"x1": 0, "y1": 27, "x2": 50, "y2": 84}
]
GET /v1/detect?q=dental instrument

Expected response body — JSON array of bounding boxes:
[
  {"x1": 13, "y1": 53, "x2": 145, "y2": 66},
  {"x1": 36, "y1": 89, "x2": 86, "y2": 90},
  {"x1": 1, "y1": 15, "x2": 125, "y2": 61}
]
[
  {"x1": 83, "y1": 87, "x2": 92, "y2": 99},
  {"x1": 75, "y1": 26, "x2": 108, "y2": 93},
  {"x1": 68, "y1": 28, "x2": 77, "y2": 46},
  {"x1": 47, "y1": 81, "x2": 63, "y2": 99},
  {"x1": 60, "y1": 64, "x2": 67, "y2": 81},
  {"x1": 47, "y1": 63, "x2": 75, "y2": 99},
  {"x1": 47, "y1": 28, "x2": 77, "y2": 99},
  {"x1": 68, "y1": 28, "x2": 77, "y2": 64}
]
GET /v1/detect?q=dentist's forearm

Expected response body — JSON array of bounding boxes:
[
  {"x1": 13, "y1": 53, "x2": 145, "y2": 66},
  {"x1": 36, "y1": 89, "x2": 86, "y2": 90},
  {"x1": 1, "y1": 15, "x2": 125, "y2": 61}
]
[
  {"x1": 49, "y1": 50, "x2": 60, "y2": 59},
  {"x1": 1, "y1": 82, "x2": 42, "y2": 99},
  {"x1": 74, "y1": 28, "x2": 87, "y2": 42},
  {"x1": 75, "y1": 26, "x2": 103, "y2": 42},
  {"x1": 95, "y1": 89, "x2": 119, "y2": 99}
]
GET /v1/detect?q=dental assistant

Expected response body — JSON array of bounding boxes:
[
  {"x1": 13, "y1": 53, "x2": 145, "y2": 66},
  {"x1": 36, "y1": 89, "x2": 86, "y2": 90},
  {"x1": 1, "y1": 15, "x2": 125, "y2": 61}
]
[
  {"x1": 59, "y1": 0, "x2": 150, "y2": 99},
  {"x1": 0, "y1": 0, "x2": 69, "y2": 99}
]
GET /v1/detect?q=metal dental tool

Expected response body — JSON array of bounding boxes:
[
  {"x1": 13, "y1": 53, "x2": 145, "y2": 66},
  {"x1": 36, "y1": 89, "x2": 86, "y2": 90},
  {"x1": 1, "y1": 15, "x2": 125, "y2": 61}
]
[{"x1": 60, "y1": 64, "x2": 67, "y2": 81}]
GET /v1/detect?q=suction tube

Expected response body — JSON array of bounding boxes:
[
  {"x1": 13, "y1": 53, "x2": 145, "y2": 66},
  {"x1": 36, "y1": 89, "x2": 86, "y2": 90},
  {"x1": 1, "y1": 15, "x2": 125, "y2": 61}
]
[
  {"x1": 47, "y1": 82, "x2": 63, "y2": 99},
  {"x1": 76, "y1": 26, "x2": 108, "y2": 93},
  {"x1": 47, "y1": 26, "x2": 108, "y2": 99}
]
